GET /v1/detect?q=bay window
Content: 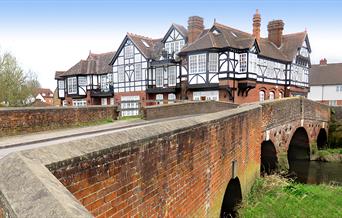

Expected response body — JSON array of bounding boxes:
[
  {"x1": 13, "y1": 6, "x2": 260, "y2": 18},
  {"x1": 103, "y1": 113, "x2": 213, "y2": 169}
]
[
  {"x1": 240, "y1": 53, "x2": 247, "y2": 72},
  {"x1": 208, "y1": 53, "x2": 218, "y2": 72},
  {"x1": 189, "y1": 53, "x2": 206, "y2": 74},
  {"x1": 168, "y1": 66, "x2": 176, "y2": 86},
  {"x1": 67, "y1": 77, "x2": 77, "y2": 94},
  {"x1": 156, "y1": 68, "x2": 163, "y2": 87}
]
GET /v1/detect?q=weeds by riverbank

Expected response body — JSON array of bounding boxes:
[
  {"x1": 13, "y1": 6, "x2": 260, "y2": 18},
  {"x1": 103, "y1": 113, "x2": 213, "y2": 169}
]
[
  {"x1": 312, "y1": 148, "x2": 342, "y2": 162},
  {"x1": 238, "y1": 175, "x2": 342, "y2": 218}
]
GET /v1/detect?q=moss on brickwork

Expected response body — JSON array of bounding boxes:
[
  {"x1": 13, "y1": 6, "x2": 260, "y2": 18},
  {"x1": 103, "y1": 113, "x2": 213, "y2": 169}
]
[{"x1": 329, "y1": 107, "x2": 342, "y2": 148}]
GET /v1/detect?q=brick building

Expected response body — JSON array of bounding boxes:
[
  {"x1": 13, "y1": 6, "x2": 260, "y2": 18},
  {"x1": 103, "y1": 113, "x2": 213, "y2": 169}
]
[
  {"x1": 308, "y1": 58, "x2": 342, "y2": 106},
  {"x1": 35, "y1": 88, "x2": 54, "y2": 105},
  {"x1": 55, "y1": 10, "x2": 311, "y2": 114}
]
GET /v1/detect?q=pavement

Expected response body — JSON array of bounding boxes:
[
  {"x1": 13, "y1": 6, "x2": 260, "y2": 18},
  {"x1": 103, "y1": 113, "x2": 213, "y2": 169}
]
[{"x1": 0, "y1": 114, "x2": 202, "y2": 159}]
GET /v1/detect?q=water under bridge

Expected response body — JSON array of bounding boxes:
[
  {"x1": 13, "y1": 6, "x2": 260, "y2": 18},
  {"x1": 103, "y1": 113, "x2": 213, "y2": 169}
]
[{"x1": 0, "y1": 97, "x2": 330, "y2": 217}]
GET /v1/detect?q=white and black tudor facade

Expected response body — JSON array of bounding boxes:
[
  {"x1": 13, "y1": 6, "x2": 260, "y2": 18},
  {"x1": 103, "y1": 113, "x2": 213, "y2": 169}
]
[{"x1": 56, "y1": 10, "x2": 311, "y2": 114}]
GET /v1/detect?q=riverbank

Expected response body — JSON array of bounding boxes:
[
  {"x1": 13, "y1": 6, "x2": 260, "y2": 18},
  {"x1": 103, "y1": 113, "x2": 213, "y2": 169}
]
[
  {"x1": 312, "y1": 148, "x2": 342, "y2": 162},
  {"x1": 238, "y1": 175, "x2": 342, "y2": 218}
]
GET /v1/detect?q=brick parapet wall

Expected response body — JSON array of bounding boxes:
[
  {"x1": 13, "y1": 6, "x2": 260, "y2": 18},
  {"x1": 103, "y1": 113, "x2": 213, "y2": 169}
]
[
  {"x1": 0, "y1": 99, "x2": 331, "y2": 217},
  {"x1": 47, "y1": 106, "x2": 261, "y2": 217},
  {"x1": 261, "y1": 97, "x2": 330, "y2": 131},
  {"x1": 0, "y1": 106, "x2": 118, "y2": 137},
  {"x1": 142, "y1": 101, "x2": 238, "y2": 120}
]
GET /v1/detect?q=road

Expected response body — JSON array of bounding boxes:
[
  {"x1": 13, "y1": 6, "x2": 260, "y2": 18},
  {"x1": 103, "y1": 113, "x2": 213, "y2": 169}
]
[{"x1": 0, "y1": 115, "x2": 199, "y2": 159}]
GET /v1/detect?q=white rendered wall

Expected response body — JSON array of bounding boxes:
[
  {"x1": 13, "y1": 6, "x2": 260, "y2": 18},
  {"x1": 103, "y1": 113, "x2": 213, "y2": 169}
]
[{"x1": 308, "y1": 85, "x2": 342, "y2": 101}]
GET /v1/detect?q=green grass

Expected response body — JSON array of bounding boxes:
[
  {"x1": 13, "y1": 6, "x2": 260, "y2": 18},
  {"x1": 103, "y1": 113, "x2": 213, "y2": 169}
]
[
  {"x1": 238, "y1": 175, "x2": 342, "y2": 218},
  {"x1": 118, "y1": 115, "x2": 142, "y2": 120},
  {"x1": 317, "y1": 148, "x2": 342, "y2": 156}
]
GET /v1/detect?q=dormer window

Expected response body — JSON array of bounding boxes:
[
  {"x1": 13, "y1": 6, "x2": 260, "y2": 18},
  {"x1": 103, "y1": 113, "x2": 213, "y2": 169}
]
[
  {"x1": 212, "y1": 29, "x2": 221, "y2": 35},
  {"x1": 141, "y1": 40, "x2": 150, "y2": 48}
]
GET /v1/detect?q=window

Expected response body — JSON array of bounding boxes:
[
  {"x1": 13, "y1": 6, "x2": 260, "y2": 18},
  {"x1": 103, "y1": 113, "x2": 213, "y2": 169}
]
[
  {"x1": 62, "y1": 100, "x2": 68, "y2": 107},
  {"x1": 269, "y1": 91, "x2": 275, "y2": 100},
  {"x1": 168, "y1": 93, "x2": 176, "y2": 103},
  {"x1": 198, "y1": 54, "x2": 206, "y2": 73},
  {"x1": 208, "y1": 53, "x2": 218, "y2": 72},
  {"x1": 101, "y1": 98, "x2": 107, "y2": 106},
  {"x1": 259, "y1": 91, "x2": 265, "y2": 102},
  {"x1": 67, "y1": 77, "x2": 77, "y2": 94},
  {"x1": 58, "y1": 80, "x2": 65, "y2": 89},
  {"x1": 165, "y1": 40, "x2": 185, "y2": 54},
  {"x1": 72, "y1": 99, "x2": 87, "y2": 107},
  {"x1": 135, "y1": 63, "x2": 142, "y2": 80},
  {"x1": 240, "y1": 53, "x2": 247, "y2": 72},
  {"x1": 118, "y1": 66, "x2": 124, "y2": 82},
  {"x1": 121, "y1": 96, "x2": 140, "y2": 117},
  {"x1": 329, "y1": 100, "x2": 337, "y2": 106},
  {"x1": 108, "y1": 73, "x2": 113, "y2": 83},
  {"x1": 168, "y1": 66, "x2": 176, "y2": 86},
  {"x1": 193, "y1": 91, "x2": 219, "y2": 101},
  {"x1": 156, "y1": 68, "x2": 163, "y2": 87},
  {"x1": 79, "y1": 76, "x2": 87, "y2": 86},
  {"x1": 336, "y1": 85, "x2": 342, "y2": 92},
  {"x1": 189, "y1": 55, "x2": 197, "y2": 74},
  {"x1": 125, "y1": 45, "x2": 133, "y2": 58},
  {"x1": 156, "y1": 94, "x2": 163, "y2": 105},
  {"x1": 101, "y1": 75, "x2": 107, "y2": 90}
]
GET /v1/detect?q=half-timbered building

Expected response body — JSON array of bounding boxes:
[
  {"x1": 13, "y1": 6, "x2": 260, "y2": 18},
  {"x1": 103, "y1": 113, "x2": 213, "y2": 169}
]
[
  {"x1": 55, "y1": 51, "x2": 115, "y2": 106},
  {"x1": 109, "y1": 10, "x2": 311, "y2": 109}
]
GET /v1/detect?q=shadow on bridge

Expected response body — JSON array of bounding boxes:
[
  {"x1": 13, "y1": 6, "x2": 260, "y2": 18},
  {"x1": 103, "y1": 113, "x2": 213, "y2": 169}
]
[
  {"x1": 260, "y1": 140, "x2": 278, "y2": 175},
  {"x1": 220, "y1": 177, "x2": 242, "y2": 218},
  {"x1": 317, "y1": 128, "x2": 328, "y2": 149},
  {"x1": 288, "y1": 127, "x2": 310, "y2": 161}
]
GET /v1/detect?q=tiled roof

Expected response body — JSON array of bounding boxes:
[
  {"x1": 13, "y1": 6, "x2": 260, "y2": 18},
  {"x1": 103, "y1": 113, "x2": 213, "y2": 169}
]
[
  {"x1": 127, "y1": 33, "x2": 162, "y2": 59},
  {"x1": 180, "y1": 22, "x2": 307, "y2": 63},
  {"x1": 310, "y1": 63, "x2": 342, "y2": 85},
  {"x1": 55, "y1": 51, "x2": 115, "y2": 78},
  {"x1": 36, "y1": 88, "x2": 53, "y2": 96}
]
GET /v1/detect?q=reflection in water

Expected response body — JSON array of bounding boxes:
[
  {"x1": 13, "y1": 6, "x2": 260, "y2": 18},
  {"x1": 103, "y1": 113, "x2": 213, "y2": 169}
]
[{"x1": 289, "y1": 160, "x2": 342, "y2": 185}]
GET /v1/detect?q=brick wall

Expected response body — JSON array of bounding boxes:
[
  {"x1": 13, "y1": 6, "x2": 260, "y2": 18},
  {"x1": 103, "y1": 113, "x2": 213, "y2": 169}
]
[
  {"x1": 142, "y1": 101, "x2": 238, "y2": 120},
  {"x1": 0, "y1": 106, "x2": 118, "y2": 137},
  {"x1": 48, "y1": 106, "x2": 262, "y2": 217}
]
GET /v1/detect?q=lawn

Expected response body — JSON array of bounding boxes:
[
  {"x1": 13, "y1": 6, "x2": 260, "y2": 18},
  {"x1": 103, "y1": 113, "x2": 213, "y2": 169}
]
[{"x1": 238, "y1": 175, "x2": 342, "y2": 218}]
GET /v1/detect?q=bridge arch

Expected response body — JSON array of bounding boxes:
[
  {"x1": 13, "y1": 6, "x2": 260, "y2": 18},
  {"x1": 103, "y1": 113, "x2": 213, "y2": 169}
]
[
  {"x1": 317, "y1": 128, "x2": 328, "y2": 149},
  {"x1": 260, "y1": 140, "x2": 278, "y2": 175},
  {"x1": 287, "y1": 127, "x2": 310, "y2": 161},
  {"x1": 220, "y1": 177, "x2": 242, "y2": 218}
]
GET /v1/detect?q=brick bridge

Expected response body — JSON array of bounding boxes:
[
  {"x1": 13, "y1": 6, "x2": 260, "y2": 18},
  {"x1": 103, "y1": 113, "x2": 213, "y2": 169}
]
[{"x1": 0, "y1": 97, "x2": 330, "y2": 218}]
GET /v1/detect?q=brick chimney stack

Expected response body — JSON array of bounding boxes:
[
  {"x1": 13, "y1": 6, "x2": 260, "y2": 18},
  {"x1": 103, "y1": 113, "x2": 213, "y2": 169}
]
[
  {"x1": 320, "y1": 58, "x2": 327, "y2": 65},
  {"x1": 188, "y1": 16, "x2": 204, "y2": 44},
  {"x1": 267, "y1": 20, "x2": 284, "y2": 47},
  {"x1": 253, "y1": 9, "x2": 261, "y2": 41}
]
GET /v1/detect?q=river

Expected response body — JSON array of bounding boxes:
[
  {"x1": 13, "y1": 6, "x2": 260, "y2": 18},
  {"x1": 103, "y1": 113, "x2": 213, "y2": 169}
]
[{"x1": 289, "y1": 160, "x2": 342, "y2": 185}]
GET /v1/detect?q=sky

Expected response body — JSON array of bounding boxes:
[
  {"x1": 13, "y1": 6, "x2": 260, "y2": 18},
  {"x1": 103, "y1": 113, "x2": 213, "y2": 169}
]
[{"x1": 0, "y1": 0, "x2": 341, "y2": 90}]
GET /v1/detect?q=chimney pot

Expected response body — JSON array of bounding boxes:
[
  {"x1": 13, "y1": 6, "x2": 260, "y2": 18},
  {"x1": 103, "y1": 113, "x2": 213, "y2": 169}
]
[
  {"x1": 188, "y1": 16, "x2": 204, "y2": 43},
  {"x1": 253, "y1": 9, "x2": 261, "y2": 41},
  {"x1": 267, "y1": 20, "x2": 284, "y2": 47}
]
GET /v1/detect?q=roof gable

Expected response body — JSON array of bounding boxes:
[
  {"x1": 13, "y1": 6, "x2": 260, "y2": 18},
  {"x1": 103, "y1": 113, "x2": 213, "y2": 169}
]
[{"x1": 161, "y1": 24, "x2": 188, "y2": 43}]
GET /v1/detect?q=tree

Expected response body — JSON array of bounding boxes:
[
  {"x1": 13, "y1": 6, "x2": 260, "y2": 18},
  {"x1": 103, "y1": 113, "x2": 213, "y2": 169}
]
[{"x1": 0, "y1": 51, "x2": 40, "y2": 106}]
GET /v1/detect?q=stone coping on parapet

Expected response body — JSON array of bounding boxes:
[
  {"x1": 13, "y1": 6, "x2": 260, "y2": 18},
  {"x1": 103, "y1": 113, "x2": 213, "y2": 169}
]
[
  {"x1": 144, "y1": 100, "x2": 237, "y2": 108},
  {"x1": 0, "y1": 105, "x2": 117, "y2": 111},
  {"x1": 0, "y1": 103, "x2": 260, "y2": 217}
]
